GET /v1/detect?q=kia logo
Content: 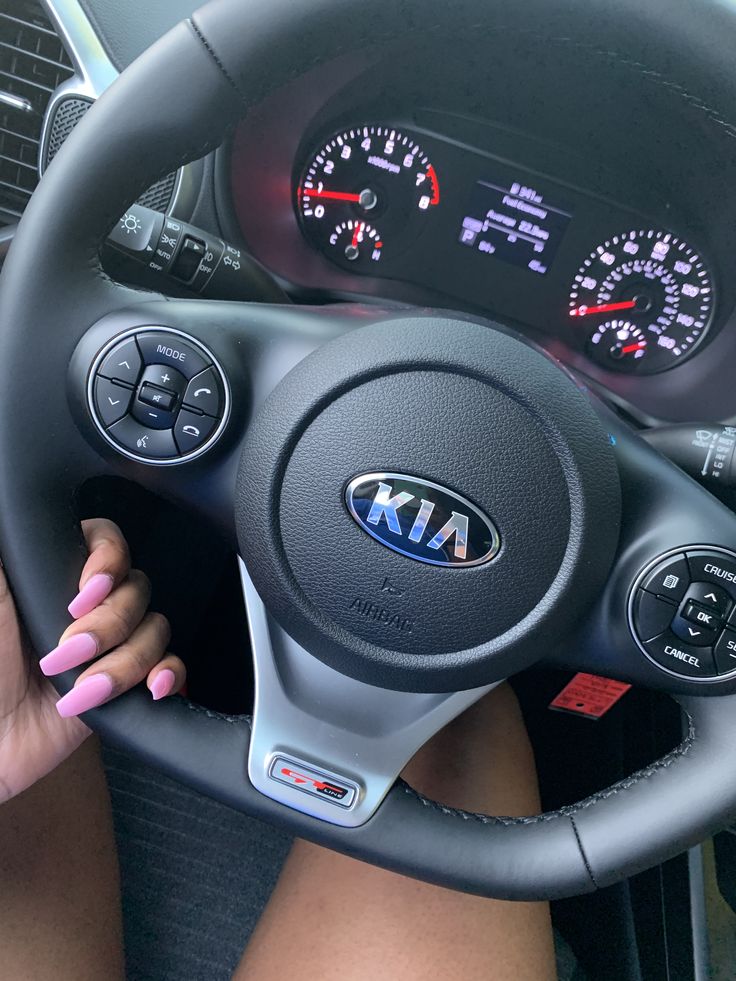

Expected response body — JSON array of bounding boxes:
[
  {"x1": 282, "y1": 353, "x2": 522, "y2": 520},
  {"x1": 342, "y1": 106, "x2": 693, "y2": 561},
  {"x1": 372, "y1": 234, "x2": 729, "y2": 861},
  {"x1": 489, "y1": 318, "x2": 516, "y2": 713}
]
[{"x1": 345, "y1": 473, "x2": 500, "y2": 568}]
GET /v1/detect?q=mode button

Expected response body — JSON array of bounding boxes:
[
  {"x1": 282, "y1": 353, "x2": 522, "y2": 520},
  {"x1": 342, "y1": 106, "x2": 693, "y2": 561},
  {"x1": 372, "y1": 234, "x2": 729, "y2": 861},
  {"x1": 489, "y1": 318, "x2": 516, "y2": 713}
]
[{"x1": 136, "y1": 331, "x2": 210, "y2": 380}]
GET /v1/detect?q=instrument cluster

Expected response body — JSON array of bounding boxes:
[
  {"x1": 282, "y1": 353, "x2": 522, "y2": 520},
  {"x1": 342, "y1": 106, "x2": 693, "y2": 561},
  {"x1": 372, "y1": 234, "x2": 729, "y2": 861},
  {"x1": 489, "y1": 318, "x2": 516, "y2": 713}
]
[{"x1": 292, "y1": 121, "x2": 717, "y2": 375}]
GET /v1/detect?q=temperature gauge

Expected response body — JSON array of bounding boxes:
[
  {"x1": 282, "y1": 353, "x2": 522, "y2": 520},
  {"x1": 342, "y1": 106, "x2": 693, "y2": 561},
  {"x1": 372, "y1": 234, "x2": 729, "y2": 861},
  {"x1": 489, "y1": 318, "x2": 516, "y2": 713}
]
[{"x1": 329, "y1": 220, "x2": 383, "y2": 268}]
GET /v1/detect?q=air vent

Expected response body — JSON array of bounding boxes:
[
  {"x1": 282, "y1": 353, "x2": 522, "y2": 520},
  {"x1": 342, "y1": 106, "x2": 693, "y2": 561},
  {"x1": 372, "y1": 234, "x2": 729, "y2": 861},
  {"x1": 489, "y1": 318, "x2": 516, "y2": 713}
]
[{"x1": 0, "y1": 0, "x2": 74, "y2": 227}]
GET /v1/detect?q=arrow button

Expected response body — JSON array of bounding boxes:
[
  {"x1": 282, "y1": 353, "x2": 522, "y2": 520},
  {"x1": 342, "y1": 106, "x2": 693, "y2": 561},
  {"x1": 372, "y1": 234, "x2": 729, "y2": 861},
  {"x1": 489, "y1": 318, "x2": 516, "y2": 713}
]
[
  {"x1": 684, "y1": 581, "x2": 732, "y2": 618},
  {"x1": 98, "y1": 337, "x2": 142, "y2": 386},
  {"x1": 94, "y1": 377, "x2": 131, "y2": 427},
  {"x1": 671, "y1": 610, "x2": 719, "y2": 647}
]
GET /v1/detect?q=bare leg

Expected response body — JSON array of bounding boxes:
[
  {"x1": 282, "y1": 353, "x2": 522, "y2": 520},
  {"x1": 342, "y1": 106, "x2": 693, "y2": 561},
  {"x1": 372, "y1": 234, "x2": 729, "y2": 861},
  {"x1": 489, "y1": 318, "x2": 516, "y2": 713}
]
[
  {"x1": 235, "y1": 683, "x2": 556, "y2": 981},
  {"x1": 0, "y1": 737, "x2": 125, "y2": 981}
]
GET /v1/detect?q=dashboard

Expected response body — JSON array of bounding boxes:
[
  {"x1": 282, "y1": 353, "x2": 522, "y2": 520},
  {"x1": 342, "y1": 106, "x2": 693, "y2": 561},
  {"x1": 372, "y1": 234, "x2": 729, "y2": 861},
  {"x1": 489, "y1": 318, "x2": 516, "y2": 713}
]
[
  {"x1": 23, "y1": 0, "x2": 736, "y2": 427},
  {"x1": 293, "y1": 120, "x2": 713, "y2": 376},
  {"x1": 222, "y1": 44, "x2": 736, "y2": 424}
]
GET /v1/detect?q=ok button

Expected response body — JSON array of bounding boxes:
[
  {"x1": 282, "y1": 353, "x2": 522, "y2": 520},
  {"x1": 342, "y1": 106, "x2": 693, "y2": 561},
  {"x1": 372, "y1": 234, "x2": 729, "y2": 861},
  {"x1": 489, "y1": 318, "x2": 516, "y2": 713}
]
[
  {"x1": 682, "y1": 600, "x2": 720, "y2": 629},
  {"x1": 671, "y1": 601, "x2": 720, "y2": 646}
]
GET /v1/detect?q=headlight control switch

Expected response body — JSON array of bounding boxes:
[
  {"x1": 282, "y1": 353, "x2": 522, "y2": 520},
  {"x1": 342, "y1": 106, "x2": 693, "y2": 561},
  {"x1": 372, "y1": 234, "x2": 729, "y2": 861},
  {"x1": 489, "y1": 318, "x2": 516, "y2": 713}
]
[{"x1": 88, "y1": 328, "x2": 230, "y2": 465}]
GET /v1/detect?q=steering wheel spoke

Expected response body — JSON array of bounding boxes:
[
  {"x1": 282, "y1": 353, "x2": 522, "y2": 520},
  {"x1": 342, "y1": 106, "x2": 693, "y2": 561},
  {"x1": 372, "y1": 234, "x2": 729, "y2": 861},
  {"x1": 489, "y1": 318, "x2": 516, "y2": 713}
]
[
  {"x1": 543, "y1": 409, "x2": 736, "y2": 694},
  {"x1": 67, "y1": 298, "x2": 364, "y2": 533},
  {"x1": 239, "y1": 558, "x2": 495, "y2": 827}
]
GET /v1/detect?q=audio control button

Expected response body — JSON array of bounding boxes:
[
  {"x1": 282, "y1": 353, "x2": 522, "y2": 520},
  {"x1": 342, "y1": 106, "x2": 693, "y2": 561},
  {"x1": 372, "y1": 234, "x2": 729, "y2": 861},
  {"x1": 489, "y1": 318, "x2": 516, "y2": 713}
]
[
  {"x1": 94, "y1": 377, "x2": 131, "y2": 427},
  {"x1": 136, "y1": 331, "x2": 210, "y2": 379},
  {"x1": 97, "y1": 337, "x2": 142, "y2": 386}
]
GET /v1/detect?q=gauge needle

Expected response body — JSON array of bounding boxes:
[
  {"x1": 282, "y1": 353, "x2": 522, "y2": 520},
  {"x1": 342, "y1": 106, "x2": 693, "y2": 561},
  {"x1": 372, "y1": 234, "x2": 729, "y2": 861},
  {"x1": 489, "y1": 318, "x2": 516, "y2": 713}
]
[
  {"x1": 303, "y1": 189, "x2": 362, "y2": 202},
  {"x1": 620, "y1": 342, "x2": 646, "y2": 354},
  {"x1": 351, "y1": 222, "x2": 364, "y2": 250},
  {"x1": 570, "y1": 299, "x2": 638, "y2": 317}
]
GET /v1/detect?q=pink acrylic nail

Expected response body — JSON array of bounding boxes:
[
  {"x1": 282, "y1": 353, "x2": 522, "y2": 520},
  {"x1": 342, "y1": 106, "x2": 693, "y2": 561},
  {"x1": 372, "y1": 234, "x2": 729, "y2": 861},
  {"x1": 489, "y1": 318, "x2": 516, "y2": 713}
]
[
  {"x1": 68, "y1": 573, "x2": 114, "y2": 619},
  {"x1": 40, "y1": 633, "x2": 98, "y2": 676},
  {"x1": 55, "y1": 674, "x2": 114, "y2": 718},
  {"x1": 150, "y1": 668, "x2": 176, "y2": 701}
]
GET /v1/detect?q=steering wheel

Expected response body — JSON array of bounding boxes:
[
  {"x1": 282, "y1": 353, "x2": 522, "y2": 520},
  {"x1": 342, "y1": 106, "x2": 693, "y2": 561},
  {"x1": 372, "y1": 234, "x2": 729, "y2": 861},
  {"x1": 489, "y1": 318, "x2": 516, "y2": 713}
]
[{"x1": 3, "y1": 0, "x2": 736, "y2": 901}]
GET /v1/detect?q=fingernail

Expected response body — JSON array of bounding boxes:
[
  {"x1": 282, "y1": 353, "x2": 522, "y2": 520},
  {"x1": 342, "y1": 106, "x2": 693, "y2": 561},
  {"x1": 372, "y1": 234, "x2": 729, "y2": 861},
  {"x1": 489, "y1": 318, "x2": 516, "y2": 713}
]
[
  {"x1": 40, "y1": 633, "x2": 98, "y2": 676},
  {"x1": 68, "y1": 574, "x2": 114, "y2": 619},
  {"x1": 55, "y1": 674, "x2": 114, "y2": 718},
  {"x1": 150, "y1": 668, "x2": 176, "y2": 701}
]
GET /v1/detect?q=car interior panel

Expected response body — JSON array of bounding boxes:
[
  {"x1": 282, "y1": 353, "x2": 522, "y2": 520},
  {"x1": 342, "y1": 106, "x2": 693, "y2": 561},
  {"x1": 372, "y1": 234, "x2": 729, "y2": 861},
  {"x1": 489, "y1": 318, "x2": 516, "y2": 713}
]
[{"x1": 4, "y1": 0, "x2": 736, "y2": 977}]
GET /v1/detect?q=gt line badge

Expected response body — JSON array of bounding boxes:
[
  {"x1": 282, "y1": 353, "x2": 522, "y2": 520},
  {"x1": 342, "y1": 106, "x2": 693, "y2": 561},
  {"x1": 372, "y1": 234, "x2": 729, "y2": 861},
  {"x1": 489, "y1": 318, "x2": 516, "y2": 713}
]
[
  {"x1": 269, "y1": 756, "x2": 357, "y2": 809},
  {"x1": 345, "y1": 473, "x2": 500, "y2": 567}
]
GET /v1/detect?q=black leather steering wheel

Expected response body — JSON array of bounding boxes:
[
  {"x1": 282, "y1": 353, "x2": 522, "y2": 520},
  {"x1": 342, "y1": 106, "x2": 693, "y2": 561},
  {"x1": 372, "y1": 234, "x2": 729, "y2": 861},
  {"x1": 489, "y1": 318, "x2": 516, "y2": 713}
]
[{"x1": 3, "y1": 0, "x2": 736, "y2": 901}]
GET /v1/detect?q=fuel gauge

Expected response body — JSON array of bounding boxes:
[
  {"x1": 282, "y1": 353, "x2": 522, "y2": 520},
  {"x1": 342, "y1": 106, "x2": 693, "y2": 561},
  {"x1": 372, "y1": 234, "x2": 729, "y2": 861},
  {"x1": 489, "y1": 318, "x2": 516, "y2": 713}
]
[{"x1": 588, "y1": 320, "x2": 648, "y2": 371}]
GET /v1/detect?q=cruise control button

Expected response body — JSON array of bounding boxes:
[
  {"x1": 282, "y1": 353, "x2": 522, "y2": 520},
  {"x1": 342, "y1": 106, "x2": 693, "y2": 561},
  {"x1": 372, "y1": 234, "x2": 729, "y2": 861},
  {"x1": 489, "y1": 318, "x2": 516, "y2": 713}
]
[
  {"x1": 136, "y1": 332, "x2": 210, "y2": 379},
  {"x1": 183, "y1": 367, "x2": 223, "y2": 418},
  {"x1": 714, "y1": 630, "x2": 736, "y2": 674},
  {"x1": 108, "y1": 416, "x2": 178, "y2": 459},
  {"x1": 98, "y1": 337, "x2": 142, "y2": 386},
  {"x1": 644, "y1": 632, "x2": 716, "y2": 678},
  {"x1": 94, "y1": 377, "x2": 131, "y2": 427},
  {"x1": 633, "y1": 590, "x2": 676, "y2": 641},
  {"x1": 670, "y1": 612, "x2": 719, "y2": 647},
  {"x1": 641, "y1": 554, "x2": 689, "y2": 602},
  {"x1": 174, "y1": 409, "x2": 218, "y2": 454},
  {"x1": 685, "y1": 581, "x2": 732, "y2": 618},
  {"x1": 687, "y1": 551, "x2": 736, "y2": 593}
]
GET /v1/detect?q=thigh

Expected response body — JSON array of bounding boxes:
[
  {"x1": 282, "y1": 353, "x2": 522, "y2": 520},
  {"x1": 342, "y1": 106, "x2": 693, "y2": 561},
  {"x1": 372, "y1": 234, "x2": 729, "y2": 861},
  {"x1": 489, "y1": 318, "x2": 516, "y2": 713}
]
[
  {"x1": 104, "y1": 746, "x2": 292, "y2": 981},
  {"x1": 236, "y1": 684, "x2": 557, "y2": 981},
  {"x1": 0, "y1": 738, "x2": 125, "y2": 981}
]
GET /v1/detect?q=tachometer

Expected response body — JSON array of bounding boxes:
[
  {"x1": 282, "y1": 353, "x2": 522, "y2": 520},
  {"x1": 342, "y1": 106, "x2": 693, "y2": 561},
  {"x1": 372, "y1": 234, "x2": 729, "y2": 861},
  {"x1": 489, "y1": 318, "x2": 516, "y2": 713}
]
[
  {"x1": 569, "y1": 229, "x2": 714, "y2": 373},
  {"x1": 297, "y1": 125, "x2": 440, "y2": 270}
]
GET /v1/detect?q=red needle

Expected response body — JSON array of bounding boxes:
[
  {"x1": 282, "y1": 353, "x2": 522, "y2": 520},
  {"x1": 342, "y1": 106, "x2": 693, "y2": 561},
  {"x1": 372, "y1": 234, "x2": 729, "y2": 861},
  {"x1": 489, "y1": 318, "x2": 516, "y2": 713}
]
[
  {"x1": 621, "y1": 342, "x2": 646, "y2": 354},
  {"x1": 570, "y1": 299, "x2": 638, "y2": 318},
  {"x1": 303, "y1": 189, "x2": 362, "y2": 202},
  {"x1": 351, "y1": 222, "x2": 364, "y2": 250}
]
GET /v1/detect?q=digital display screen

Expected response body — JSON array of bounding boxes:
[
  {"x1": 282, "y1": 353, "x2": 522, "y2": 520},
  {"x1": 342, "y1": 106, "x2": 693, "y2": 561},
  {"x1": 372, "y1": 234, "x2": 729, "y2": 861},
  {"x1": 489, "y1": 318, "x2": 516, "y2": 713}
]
[{"x1": 458, "y1": 178, "x2": 572, "y2": 276}]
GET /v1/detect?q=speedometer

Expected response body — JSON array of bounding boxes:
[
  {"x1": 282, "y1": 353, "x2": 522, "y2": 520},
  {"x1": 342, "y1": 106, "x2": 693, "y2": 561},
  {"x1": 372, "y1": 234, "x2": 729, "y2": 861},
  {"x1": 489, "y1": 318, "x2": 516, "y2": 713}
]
[
  {"x1": 569, "y1": 229, "x2": 714, "y2": 373},
  {"x1": 297, "y1": 125, "x2": 440, "y2": 270}
]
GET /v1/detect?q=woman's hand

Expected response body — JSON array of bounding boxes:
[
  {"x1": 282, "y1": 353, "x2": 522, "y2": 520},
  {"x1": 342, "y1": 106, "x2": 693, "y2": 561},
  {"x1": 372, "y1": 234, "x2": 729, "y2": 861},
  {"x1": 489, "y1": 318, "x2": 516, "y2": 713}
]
[{"x1": 0, "y1": 518, "x2": 186, "y2": 803}]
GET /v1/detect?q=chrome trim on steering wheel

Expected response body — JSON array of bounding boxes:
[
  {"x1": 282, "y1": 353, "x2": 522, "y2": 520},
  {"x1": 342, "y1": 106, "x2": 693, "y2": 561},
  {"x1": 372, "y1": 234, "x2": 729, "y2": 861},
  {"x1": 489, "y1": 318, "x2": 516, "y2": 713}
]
[{"x1": 239, "y1": 559, "x2": 498, "y2": 827}]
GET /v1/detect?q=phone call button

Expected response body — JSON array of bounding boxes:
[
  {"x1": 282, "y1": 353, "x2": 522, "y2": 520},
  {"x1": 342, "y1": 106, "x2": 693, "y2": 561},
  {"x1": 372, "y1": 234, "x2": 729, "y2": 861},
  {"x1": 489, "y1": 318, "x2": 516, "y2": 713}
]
[
  {"x1": 183, "y1": 367, "x2": 222, "y2": 418},
  {"x1": 174, "y1": 409, "x2": 218, "y2": 454}
]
